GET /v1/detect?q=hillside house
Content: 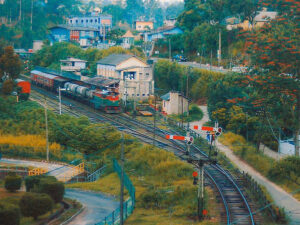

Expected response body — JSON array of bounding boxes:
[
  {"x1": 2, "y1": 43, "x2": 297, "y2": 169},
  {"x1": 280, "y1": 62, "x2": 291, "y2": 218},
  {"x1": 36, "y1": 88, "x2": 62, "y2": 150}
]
[
  {"x1": 143, "y1": 26, "x2": 183, "y2": 42},
  {"x1": 60, "y1": 58, "x2": 87, "y2": 74},
  {"x1": 121, "y1": 30, "x2": 135, "y2": 49},
  {"x1": 67, "y1": 13, "x2": 112, "y2": 40},
  {"x1": 48, "y1": 25, "x2": 100, "y2": 46},
  {"x1": 97, "y1": 54, "x2": 154, "y2": 100},
  {"x1": 135, "y1": 21, "x2": 154, "y2": 31},
  {"x1": 161, "y1": 91, "x2": 189, "y2": 115}
]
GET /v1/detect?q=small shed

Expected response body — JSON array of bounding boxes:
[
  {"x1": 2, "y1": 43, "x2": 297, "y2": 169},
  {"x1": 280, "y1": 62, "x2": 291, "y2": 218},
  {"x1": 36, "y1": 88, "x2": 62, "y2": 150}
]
[{"x1": 161, "y1": 91, "x2": 189, "y2": 115}]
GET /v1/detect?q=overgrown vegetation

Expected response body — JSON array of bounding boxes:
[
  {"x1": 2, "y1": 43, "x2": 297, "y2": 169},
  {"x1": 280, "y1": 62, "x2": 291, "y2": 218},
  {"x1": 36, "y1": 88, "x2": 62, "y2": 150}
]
[
  {"x1": 219, "y1": 132, "x2": 300, "y2": 201},
  {"x1": 169, "y1": 104, "x2": 203, "y2": 122},
  {"x1": 154, "y1": 59, "x2": 225, "y2": 102},
  {"x1": 67, "y1": 143, "x2": 220, "y2": 224}
]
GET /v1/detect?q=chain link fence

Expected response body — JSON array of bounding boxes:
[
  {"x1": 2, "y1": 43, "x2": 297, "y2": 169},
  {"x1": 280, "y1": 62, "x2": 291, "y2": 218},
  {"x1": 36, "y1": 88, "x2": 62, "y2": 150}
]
[{"x1": 95, "y1": 159, "x2": 135, "y2": 225}]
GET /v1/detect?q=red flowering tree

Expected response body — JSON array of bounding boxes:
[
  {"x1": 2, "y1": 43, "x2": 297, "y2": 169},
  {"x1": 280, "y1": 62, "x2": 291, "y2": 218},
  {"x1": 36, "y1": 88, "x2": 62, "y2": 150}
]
[{"x1": 243, "y1": 0, "x2": 300, "y2": 155}]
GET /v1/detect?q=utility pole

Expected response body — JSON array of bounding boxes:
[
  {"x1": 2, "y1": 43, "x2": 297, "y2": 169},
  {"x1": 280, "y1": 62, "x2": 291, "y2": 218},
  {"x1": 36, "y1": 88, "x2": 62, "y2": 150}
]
[
  {"x1": 186, "y1": 67, "x2": 190, "y2": 117},
  {"x1": 30, "y1": 0, "x2": 33, "y2": 30},
  {"x1": 44, "y1": 97, "x2": 49, "y2": 161},
  {"x1": 218, "y1": 29, "x2": 221, "y2": 66},
  {"x1": 169, "y1": 38, "x2": 171, "y2": 60},
  {"x1": 19, "y1": 0, "x2": 22, "y2": 22},
  {"x1": 59, "y1": 87, "x2": 62, "y2": 115},
  {"x1": 210, "y1": 50, "x2": 212, "y2": 71},
  {"x1": 153, "y1": 93, "x2": 156, "y2": 146},
  {"x1": 181, "y1": 92, "x2": 184, "y2": 128},
  {"x1": 120, "y1": 134, "x2": 125, "y2": 225}
]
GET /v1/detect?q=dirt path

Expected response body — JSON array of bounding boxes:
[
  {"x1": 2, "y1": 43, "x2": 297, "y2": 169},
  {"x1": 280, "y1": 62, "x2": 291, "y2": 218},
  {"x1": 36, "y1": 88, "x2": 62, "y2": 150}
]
[{"x1": 191, "y1": 106, "x2": 300, "y2": 224}]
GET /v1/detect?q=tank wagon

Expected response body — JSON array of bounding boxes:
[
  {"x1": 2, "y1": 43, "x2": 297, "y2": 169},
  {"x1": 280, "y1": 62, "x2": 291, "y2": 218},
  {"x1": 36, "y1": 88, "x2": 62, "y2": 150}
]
[{"x1": 30, "y1": 67, "x2": 121, "y2": 113}]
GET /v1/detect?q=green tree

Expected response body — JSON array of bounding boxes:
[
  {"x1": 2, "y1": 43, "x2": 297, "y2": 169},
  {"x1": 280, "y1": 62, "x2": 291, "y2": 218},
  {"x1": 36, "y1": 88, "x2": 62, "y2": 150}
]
[
  {"x1": 19, "y1": 193, "x2": 53, "y2": 220},
  {"x1": 4, "y1": 174, "x2": 22, "y2": 192},
  {"x1": 37, "y1": 178, "x2": 65, "y2": 203},
  {"x1": 2, "y1": 79, "x2": 14, "y2": 95},
  {"x1": 0, "y1": 46, "x2": 21, "y2": 80},
  {"x1": 0, "y1": 203, "x2": 20, "y2": 225}
]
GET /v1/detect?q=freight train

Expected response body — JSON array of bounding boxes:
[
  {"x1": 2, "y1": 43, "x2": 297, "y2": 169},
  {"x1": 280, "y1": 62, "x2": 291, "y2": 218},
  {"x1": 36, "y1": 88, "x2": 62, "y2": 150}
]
[
  {"x1": 30, "y1": 67, "x2": 121, "y2": 113},
  {"x1": 15, "y1": 79, "x2": 31, "y2": 100}
]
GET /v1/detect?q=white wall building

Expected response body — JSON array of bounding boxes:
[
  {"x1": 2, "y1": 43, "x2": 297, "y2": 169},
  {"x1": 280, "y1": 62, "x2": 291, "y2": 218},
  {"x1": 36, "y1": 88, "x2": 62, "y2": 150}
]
[
  {"x1": 97, "y1": 54, "x2": 154, "y2": 100},
  {"x1": 60, "y1": 58, "x2": 87, "y2": 74},
  {"x1": 161, "y1": 91, "x2": 189, "y2": 115}
]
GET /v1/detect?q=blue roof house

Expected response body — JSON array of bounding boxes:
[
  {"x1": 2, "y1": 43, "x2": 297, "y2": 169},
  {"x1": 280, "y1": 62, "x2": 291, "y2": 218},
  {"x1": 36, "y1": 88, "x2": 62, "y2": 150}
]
[{"x1": 144, "y1": 26, "x2": 183, "y2": 42}]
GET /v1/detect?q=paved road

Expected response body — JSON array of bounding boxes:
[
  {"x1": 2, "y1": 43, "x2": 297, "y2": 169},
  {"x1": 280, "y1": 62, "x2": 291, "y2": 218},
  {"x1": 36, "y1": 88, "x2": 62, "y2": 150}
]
[
  {"x1": 191, "y1": 106, "x2": 300, "y2": 224},
  {"x1": 65, "y1": 189, "x2": 119, "y2": 225},
  {"x1": 151, "y1": 57, "x2": 229, "y2": 73},
  {"x1": 0, "y1": 158, "x2": 78, "y2": 182}
]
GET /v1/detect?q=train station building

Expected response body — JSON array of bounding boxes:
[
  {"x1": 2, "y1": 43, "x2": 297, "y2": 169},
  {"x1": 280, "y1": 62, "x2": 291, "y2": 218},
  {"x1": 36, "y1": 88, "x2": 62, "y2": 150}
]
[{"x1": 96, "y1": 54, "x2": 154, "y2": 100}]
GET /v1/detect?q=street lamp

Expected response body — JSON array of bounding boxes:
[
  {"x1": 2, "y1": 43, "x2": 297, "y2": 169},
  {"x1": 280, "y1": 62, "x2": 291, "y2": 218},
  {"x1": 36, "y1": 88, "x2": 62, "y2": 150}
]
[{"x1": 58, "y1": 87, "x2": 66, "y2": 115}]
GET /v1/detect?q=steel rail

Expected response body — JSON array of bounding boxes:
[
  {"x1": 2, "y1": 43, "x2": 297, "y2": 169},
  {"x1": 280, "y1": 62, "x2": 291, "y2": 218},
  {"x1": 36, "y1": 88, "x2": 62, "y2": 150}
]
[{"x1": 29, "y1": 85, "x2": 255, "y2": 225}]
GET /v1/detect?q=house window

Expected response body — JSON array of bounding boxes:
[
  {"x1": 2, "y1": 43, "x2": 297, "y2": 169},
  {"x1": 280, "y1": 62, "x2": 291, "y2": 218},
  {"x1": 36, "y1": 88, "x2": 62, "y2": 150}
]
[
  {"x1": 95, "y1": 19, "x2": 97, "y2": 23},
  {"x1": 81, "y1": 20, "x2": 83, "y2": 23},
  {"x1": 70, "y1": 20, "x2": 72, "y2": 23},
  {"x1": 86, "y1": 20, "x2": 88, "y2": 23},
  {"x1": 132, "y1": 94, "x2": 135, "y2": 96},
  {"x1": 146, "y1": 73, "x2": 149, "y2": 76},
  {"x1": 124, "y1": 72, "x2": 135, "y2": 80},
  {"x1": 76, "y1": 20, "x2": 78, "y2": 23},
  {"x1": 90, "y1": 19, "x2": 93, "y2": 23},
  {"x1": 137, "y1": 94, "x2": 140, "y2": 96},
  {"x1": 142, "y1": 94, "x2": 145, "y2": 96},
  {"x1": 139, "y1": 73, "x2": 142, "y2": 76}
]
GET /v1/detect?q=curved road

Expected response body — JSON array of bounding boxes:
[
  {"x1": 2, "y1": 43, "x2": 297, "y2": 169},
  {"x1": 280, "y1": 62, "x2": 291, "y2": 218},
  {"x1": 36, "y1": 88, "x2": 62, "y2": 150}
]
[
  {"x1": 0, "y1": 158, "x2": 119, "y2": 225},
  {"x1": 65, "y1": 189, "x2": 119, "y2": 225}
]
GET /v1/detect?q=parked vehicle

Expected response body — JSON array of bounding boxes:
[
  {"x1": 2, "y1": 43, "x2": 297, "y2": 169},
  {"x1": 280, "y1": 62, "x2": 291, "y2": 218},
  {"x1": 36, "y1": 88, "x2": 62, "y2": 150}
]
[{"x1": 172, "y1": 54, "x2": 187, "y2": 62}]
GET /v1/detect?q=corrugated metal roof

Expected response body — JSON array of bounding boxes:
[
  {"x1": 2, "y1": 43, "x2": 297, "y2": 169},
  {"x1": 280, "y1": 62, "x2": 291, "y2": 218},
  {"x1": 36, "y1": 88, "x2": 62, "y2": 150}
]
[
  {"x1": 33, "y1": 66, "x2": 81, "y2": 81},
  {"x1": 97, "y1": 54, "x2": 134, "y2": 66},
  {"x1": 83, "y1": 76, "x2": 119, "y2": 88},
  {"x1": 31, "y1": 70, "x2": 59, "y2": 79}
]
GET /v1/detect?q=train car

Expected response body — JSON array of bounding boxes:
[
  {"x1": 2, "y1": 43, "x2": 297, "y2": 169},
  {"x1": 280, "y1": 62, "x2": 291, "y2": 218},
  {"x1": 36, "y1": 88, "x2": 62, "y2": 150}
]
[
  {"x1": 91, "y1": 91, "x2": 121, "y2": 113},
  {"x1": 15, "y1": 79, "x2": 31, "y2": 100},
  {"x1": 30, "y1": 67, "x2": 121, "y2": 114},
  {"x1": 30, "y1": 69, "x2": 58, "y2": 90}
]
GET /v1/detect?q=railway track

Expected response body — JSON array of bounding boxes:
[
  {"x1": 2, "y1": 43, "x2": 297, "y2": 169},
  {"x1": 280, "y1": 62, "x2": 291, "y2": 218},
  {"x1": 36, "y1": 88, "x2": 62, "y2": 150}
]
[{"x1": 29, "y1": 86, "x2": 256, "y2": 225}]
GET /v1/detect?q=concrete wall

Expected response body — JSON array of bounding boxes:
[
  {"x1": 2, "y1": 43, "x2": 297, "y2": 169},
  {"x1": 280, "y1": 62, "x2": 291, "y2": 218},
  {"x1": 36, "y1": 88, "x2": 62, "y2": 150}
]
[
  {"x1": 97, "y1": 57, "x2": 153, "y2": 100},
  {"x1": 162, "y1": 92, "x2": 188, "y2": 115}
]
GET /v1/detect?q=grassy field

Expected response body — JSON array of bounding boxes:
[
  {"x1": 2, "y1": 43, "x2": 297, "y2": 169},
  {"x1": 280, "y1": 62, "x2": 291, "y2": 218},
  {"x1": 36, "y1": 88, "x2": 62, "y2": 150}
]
[{"x1": 66, "y1": 144, "x2": 220, "y2": 224}]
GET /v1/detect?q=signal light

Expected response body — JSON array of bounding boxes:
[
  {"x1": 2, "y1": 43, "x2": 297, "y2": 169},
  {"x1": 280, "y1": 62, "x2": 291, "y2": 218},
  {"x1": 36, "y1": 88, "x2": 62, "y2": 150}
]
[{"x1": 193, "y1": 171, "x2": 198, "y2": 185}]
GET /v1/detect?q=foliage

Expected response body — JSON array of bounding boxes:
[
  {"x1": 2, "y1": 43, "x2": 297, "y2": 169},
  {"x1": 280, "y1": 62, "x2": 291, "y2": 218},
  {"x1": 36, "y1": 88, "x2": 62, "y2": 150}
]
[
  {"x1": 219, "y1": 132, "x2": 274, "y2": 176},
  {"x1": 4, "y1": 174, "x2": 22, "y2": 192},
  {"x1": 19, "y1": 192, "x2": 53, "y2": 220},
  {"x1": 0, "y1": 202, "x2": 21, "y2": 225},
  {"x1": 32, "y1": 43, "x2": 144, "y2": 76},
  {"x1": 24, "y1": 176, "x2": 40, "y2": 192},
  {"x1": 0, "y1": 0, "x2": 80, "y2": 48},
  {"x1": 154, "y1": 60, "x2": 224, "y2": 101},
  {"x1": 0, "y1": 96, "x2": 120, "y2": 155},
  {"x1": 37, "y1": 178, "x2": 65, "y2": 203},
  {"x1": 1, "y1": 79, "x2": 14, "y2": 95},
  {"x1": 268, "y1": 157, "x2": 300, "y2": 187},
  {"x1": 0, "y1": 46, "x2": 21, "y2": 80}
]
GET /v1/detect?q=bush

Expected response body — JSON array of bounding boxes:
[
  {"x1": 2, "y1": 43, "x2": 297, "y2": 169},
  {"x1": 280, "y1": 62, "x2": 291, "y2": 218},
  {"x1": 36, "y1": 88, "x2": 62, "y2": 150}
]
[
  {"x1": 24, "y1": 176, "x2": 41, "y2": 192},
  {"x1": 268, "y1": 156, "x2": 300, "y2": 184},
  {"x1": 0, "y1": 203, "x2": 21, "y2": 225},
  {"x1": 4, "y1": 174, "x2": 22, "y2": 192},
  {"x1": 37, "y1": 178, "x2": 65, "y2": 203},
  {"x1": 19, "y1": 193, "x2": 53, "y2": 220}
]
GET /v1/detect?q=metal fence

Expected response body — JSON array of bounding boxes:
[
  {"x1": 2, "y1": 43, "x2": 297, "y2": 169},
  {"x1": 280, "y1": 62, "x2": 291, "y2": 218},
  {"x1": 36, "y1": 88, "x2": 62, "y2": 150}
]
[{"x1": 95, "y1": 159, "x2": 135, "y2": 225}]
